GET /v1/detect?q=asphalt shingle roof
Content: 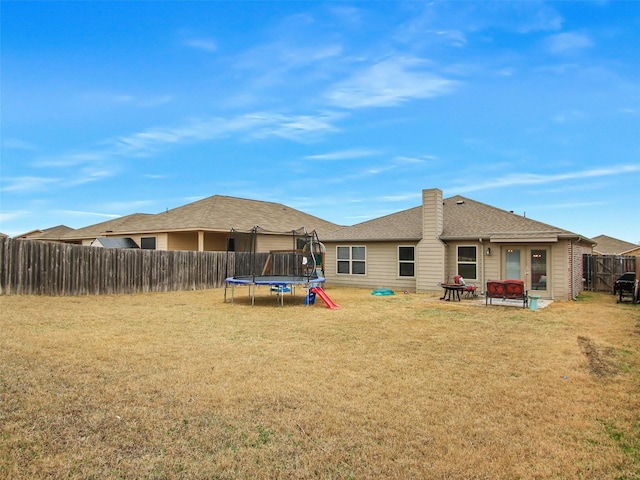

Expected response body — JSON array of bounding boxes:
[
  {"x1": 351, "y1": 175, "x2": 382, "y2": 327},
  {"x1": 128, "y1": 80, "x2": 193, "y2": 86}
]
[
  {"x1": 441, "y1": 195, "x2": 579, "y2": 240},
  {"x1": 61, "y1": 196, "x2": 339, "y2": 240},
  {"x1": 321, "y1": 195, "x2": 588, "y2": 242},
  {"x1": 16, "y1": 225, "x2": 75, "y2": 240},
  {"x1": 592, "y1": 234, "x2": 638, "y2": 255}
]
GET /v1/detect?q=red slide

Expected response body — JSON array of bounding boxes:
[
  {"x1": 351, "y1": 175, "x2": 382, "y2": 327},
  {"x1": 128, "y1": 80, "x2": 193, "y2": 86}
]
[{"x1": 310, "y1": 287, "x2": 340, "y2": 309}]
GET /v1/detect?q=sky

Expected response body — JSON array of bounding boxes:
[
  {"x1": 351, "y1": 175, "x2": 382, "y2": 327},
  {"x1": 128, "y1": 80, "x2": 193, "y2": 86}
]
[{"x1": 1, "y1": 1, "x2": 639, "y2": 244}]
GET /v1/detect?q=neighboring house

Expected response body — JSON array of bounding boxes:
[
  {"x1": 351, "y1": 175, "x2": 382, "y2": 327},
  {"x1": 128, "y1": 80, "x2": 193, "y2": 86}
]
[
  {"x1": 321, "y1": 189, "x2": 594, "y2": 301},
  {"x1": 592, "y1": 234, "x2": 639, "y2": 256},
  {"x1": 15, "y1": 225, "x2": 75, "y2": 241},
  {"x1": 58, "y1": 195, "x2": 340, "y2": 252}
]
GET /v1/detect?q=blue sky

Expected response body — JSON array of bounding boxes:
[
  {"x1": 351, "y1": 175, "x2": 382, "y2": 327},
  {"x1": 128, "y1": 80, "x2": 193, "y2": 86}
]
[{"x1": 1, "y1": 1, "x2": 639, "y2": 243}]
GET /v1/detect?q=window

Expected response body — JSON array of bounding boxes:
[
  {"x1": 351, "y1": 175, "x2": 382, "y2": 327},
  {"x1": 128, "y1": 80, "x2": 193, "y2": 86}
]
[
  {"x1": 337, "y1": 246, "x2": 366, "y2": 275},
  {"x1": 530, "y1": 249, "x2": 547, "y2": 290},
  {"x1": 398, "y1": 246, "x2": 415, "y2": 277},
  {"x1": 457, "y1": 246, "x2": 477, "y2": 279},
  {"x1": 140, "y1": 237, "x2": 157, "y2": 250}
]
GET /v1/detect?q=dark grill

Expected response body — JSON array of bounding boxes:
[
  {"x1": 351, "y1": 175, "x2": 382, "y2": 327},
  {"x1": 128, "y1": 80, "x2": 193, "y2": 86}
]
[{"x1": 613, "y1": 272, "x2": 639, "y2": 304}]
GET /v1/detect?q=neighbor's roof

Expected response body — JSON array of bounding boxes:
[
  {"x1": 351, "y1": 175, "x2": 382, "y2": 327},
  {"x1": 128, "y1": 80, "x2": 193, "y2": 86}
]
[
  {"x1": 322, "y1": 195, "x2": 592, "y2": 243},
  {"x1": 60, "y1": 214, "x2": 155, "y2": 240},
  {"x1": 592, "y1": 234, "x2": 638, "y2": 255},
  {"x1": 15, "y1": 224, "x2": 75, "y2": 240},
  {"x1": 61, "y1": 196, "x2": 339, "y2": 240}
]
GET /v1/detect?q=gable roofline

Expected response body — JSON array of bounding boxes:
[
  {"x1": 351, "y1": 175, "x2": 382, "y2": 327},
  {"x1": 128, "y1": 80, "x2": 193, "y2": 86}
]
[
  {"x1": 15, "y1": 225, "x2": 75, "y2": 240},
  {"x1": 440, "y1": 195, "x2": 592, "y2": 242},
  {"x1": 321, "y1": 206, "x2": 423, "y2": 242},
  {"x1": 60, "y1": 195, "x2": 340, "y2": 241},
  {"x1": 323, "y1": 193, "x2": 593, "y2": 243},
  {"x1": 591, "y1": 234, "x2": 637, "y2": 255}
]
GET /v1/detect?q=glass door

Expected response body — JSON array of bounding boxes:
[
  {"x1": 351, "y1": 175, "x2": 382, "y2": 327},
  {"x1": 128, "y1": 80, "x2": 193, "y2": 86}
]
[
  {"x1": 529, "y1": 249, "x2": 548, "y2": 295},
  {"x1": 502, "y1": 246, "x2": 550, "y2": 295},
  {"x1": 505, "y1": 248, "x2": 521, "y2": 279}
]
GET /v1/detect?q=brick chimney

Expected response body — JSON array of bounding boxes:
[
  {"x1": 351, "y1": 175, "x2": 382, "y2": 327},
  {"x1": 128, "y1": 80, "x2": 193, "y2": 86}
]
[{"x1": 416, "y1": 188, "x2": 445, "y2": 292}]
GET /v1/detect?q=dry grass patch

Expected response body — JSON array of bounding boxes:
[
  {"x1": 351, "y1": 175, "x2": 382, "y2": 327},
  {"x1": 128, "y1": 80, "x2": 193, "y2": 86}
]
[{"x1": 1, "y1": 288, "x2": 639, "y2": 479}]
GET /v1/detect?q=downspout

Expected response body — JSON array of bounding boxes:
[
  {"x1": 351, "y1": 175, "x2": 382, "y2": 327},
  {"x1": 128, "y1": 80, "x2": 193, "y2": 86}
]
[
  {"x1": 570, "y1": 240, "x2": 574, "y2": 300},
  {"x1": 480, "y1": 238, "x2": 485, "y2": 295}
]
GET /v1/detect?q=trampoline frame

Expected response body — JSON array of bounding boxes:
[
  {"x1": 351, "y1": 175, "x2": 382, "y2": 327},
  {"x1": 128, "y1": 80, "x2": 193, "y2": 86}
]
[
  {"x1": 224, "y1": 275, "x2": 326, "y2": 306},
  {"x1": 223, "y1": 226, "x2": 326, "y2": 306}
]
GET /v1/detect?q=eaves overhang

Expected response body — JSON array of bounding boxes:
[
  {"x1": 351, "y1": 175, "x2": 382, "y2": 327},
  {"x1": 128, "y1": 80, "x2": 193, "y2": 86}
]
[{"x1": 321, "y1": 236, "x2": 422, "y2": 243}]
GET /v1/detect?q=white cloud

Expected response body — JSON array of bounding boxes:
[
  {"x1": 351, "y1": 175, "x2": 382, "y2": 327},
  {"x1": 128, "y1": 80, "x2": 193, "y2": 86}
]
[
  {"x1": 245, "y1": 112, "x2": 344, "y2": 142},
  {"x1": 329, "y1": 5, "x2": 365, "y2": 27},
  {"x1": 435, "y1": 30, "x2": 467, "y2": 47},
  {"x1": 546, "y1": 32, "x2": 593, "y2": 55},
  {"x1": 79, "y1": 91, "x2": 174, "y2": 108},
  {"x1": 0, "y1": 210, "x2": 29, "y2": 223},
  {"x1": 99, "y1": 199, "x2": 155, "y2": 212},
  {"x1": 453, "y1": 164, "x2": 640, "y2": 194},
  {"x1": 35, "y1": 111, "x2": 343, "y2": 171},
  {"x1": 533, "y1": 201, "x2": 607, "y2": 210},
  {"x1": 305, "y1": 149, "x2": 380, "y2": 161},
  {"x1": 2, "y1": 138, "x2": 38, "y2": 151},
  {"x1": 53, "y1": 210, "x2": 121, "y2": 219},
  {"x1": 379, "y1": 193, "x2": 422, "y2": 202},
  {"x1": 184, "y1": 37, "x2": 217, "y2": 52},
  {"x1": 326, "y1": 57, "x2": 458, "y2": 109},
  {"x1": 552, "y1": 110, "x2": 586, "y2": 124},
  {"x1": 1, "y1": 176, "x2": 58, "y2": 193},
  {"x1": 393, "y1": 155, "x2": 438, "y2": 165}
]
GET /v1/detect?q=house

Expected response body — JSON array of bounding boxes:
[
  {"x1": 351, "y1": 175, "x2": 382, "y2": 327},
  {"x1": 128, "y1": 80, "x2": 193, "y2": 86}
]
[
  {"x1": 44, "y1": 189, "x2": 592, "y2": 301},
  {"x1": 592, "y1": 234, "x2": 639, "y2": 256},
  {"x1": 58, "y1": 195, "x2": 340, "y2": 252},
  {"x1": 15, "y1": 225, "x2": 75, "y2": 241},
  {"x1": 320, "y1": 189, "x2": 594, "y2": 301}
]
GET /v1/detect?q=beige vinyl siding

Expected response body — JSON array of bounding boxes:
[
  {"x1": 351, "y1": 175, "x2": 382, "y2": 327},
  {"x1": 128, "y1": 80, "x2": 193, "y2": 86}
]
[
  {"x1": 324, "y1": 241, "x2": 417, "y2": 292},
  {"x1": 416, "y1": 238, "x2": 445, "y2": 292},
  {"x1": 129, "y1": 234, "x2": 167, "y2": 250},
  {"x1": 550, "y1": 240, "x2": 569, "y2": 301},
  {"x1": 168, "y1": 232, "x2": 198, "y2": 251},
  {"x1": 256, "y1": 234, "x2": 298, "y2": 252},
  {"x1": 444, "y1": 242, "x2": 482, "y2": 284},
  {"x1": 204, "y1": 233, "x2": 227, "y2": 251},
  {"x1": 483, "y1": 249, "x2": 502, "y2": 286},
  {"x1": 416, "y1": 189, "x2": 445, "y2": 292}
]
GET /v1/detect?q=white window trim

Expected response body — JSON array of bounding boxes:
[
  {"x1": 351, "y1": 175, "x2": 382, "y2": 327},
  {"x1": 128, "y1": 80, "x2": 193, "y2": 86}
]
[
  {"x1": 336, "y1": 245, "x2": 366, "y2": 275},
  {"x1": 456, "y1": 245, "x2": 478, "y2": 280}
]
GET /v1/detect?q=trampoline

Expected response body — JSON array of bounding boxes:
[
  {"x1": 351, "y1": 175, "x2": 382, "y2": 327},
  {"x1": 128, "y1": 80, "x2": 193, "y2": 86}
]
[
  {"x1": 223, "y1": 226, "x2": 326, "y2": 306},
  {"x1": 225, "y1": 274, "x2": 326, "y2": 306}
]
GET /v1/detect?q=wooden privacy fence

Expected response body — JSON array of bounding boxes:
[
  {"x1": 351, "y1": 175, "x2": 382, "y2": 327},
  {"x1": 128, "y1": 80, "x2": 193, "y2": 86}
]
[
  {"x1": 583, "y1": 254, "x2": 637, "y2": 292},
  {"x1": 0, "y1": 237, "x2": 299, "y2": 296}
]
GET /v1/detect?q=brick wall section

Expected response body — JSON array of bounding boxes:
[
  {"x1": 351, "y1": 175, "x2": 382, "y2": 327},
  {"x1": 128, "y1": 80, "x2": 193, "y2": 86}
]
[{"x1": 570, "y1": 241, "x2": 592, "y2": 299}]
